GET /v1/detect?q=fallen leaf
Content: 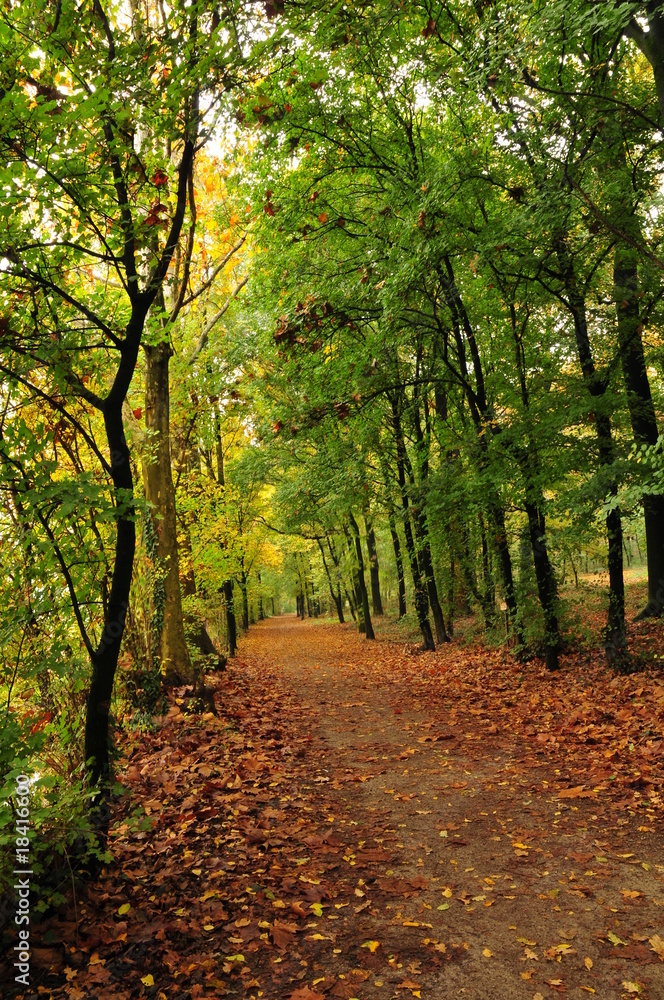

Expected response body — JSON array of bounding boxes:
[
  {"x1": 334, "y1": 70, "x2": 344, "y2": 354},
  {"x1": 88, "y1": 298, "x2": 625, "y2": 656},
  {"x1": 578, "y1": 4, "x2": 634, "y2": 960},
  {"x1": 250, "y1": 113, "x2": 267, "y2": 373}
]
[
  {"x1": 649, "y1": 934, "x2": 664, "y2": 960},
  {"x1": 141, "y1": 974, "x2": 155, "y2": 987},
  {"x1": 361, "y1": 940, "x2": 380, "y2": 953},
  {"x1": 289, "y1": 987, "x2": 326, "y2": 1000}
]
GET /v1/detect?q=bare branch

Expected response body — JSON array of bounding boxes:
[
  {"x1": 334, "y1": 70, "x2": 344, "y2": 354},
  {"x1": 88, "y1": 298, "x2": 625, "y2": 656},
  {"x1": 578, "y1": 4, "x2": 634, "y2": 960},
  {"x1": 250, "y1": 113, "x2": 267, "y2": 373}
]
[
  {"x1": 188, "y1": 275, "x2": 249, "y2": 364},
  {"x1": 181, "y1": 236, "x2": 246, "y2": 308}
]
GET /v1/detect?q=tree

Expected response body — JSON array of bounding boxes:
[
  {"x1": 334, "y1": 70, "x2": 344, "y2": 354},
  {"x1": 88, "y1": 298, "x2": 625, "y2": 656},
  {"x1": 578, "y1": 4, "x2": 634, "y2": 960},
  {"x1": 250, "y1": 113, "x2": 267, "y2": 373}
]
[{"x1": 0, "y1": 0, "x2": 243, "y2": 818}]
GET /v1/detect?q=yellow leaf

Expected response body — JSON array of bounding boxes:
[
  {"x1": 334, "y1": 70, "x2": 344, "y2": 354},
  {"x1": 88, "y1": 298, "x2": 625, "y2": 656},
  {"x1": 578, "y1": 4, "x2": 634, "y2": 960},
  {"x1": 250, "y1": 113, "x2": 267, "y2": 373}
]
[
  {"x1": 517, "y1": 937, "x2": 537, "y2": 946},
  {"x1": 534, "y1": 994, "x2": 545, "y2": 1000},
  {"x1": 89, "y1": 954, "x2": 105, "y2": 966},
  {"x1": 585, "y1": 957, "x2": 593, "y2": 970},
  {"x1": 118, "y1": 903, "x2": 131, "y2": 916},
  {"x1": 579, "y1": 989, "x2": 595, "y2": 994},
  {"x1": 310, "y1": 902, "x2": 323, "y2": 916},
  {"x1": 522, "y1": 970, "x2": 534, "y2": 980},
  {"x1": 442, "y1": 888, "x2": 453, "y2": 898},
  {"x1": 362, "y1": 940, "x2": 380, "y2": 953},
  {"x1": 513, "y1": 842, "x2": 530, "y2": 850},
  {"x1": 622, "y1": 982, "x2": 640, "y2": 994},
  {"x1": 482, "y1": 948, "x2": 493, "y2": 958},
  {"x1": 403, "y1": 920, "x2": 420, "y2": 927},
  {"x1": 141, "y1": 974, "x2": 154, "y2": 987},
  {"x1": 203, "y1": 924, "x2": 214, "y2": 931},
  {"x1": 649, "y1": 934, "x2": 664, "y2": 960},
  {"x1": 608, "y1": 931, "x2": 628, "y2": 946}
]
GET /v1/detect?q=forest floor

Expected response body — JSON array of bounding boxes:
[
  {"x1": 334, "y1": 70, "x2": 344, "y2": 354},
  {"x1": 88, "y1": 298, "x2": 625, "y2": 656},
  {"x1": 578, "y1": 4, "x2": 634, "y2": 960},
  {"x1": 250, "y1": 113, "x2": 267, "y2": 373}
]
[{"x1": 9, "y1": 609, "x2": 664, "y2": 1000}]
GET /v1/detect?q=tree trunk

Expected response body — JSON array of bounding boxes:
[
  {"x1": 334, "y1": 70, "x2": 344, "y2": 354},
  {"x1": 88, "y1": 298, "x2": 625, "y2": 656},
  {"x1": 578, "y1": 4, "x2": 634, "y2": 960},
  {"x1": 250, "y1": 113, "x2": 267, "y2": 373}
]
[
  {"x1": 447, "y1": 548, "x2": 455, "y2": 638},
  {"x1": 348, "y1": 511, "x2": 375, "y2": 639},
  {"x1": 365, "y1": 520, "x2": 384, "y2": 615},
  {"x1": 214, "y1": 427, "x2": 237, "y2": 652},
  {"x1": 344, "y1": 528, "x2": 365, "y2": 631},
  {"x1": 489, "y1": 500, "x2": 523, "y2": 645},
  {"x1": 408, "y1": 393, "x2": 449, "y2": 643},
  {"x1": 418, "y1": 526, "x2": 449, "y2": 644},
  {"x1": 390, "y1": 406, "x2": 435, "y2": 649},
  {"x1": 404, "y1": 445, "x2": 449, "y2": 642},
  {"x1": 144, "y1": 339, "x2": 193, "y2": 684},
  {"x1": 478, "y1": 510, "x2": 494, "y2": 615},
  {"x1": 524, "y1": 500, "x2": 560, "y2": 670},
  {"x1": 318, "y1": 537, "x2": 345, "y2": 622},
  {"x1": 240, "y1": 565, "x2": 249, "y2": 631},
  {"x1": 509, "y1": 304, "x2": 561, "y2": 668},
  {"x1": 560, "y1": 256, "x2": 627, "y2": 658},
  {"x1": 388, "y1": 512, "x2": 407, "y2": 618},
  {"x1": 624, "y1": 7, "x2": 664, "y2": 124},
  {"x1": 614, "y1": 239, "x2": 664, "y2": 616},
  {"x1": 85, "y1": 401, "x2": 135, "y2": 823},
  {"x1": 257, "y1": 570, "x2": 265, "y2": 620},
  {"x1": 223, "y1": 579, "x2": 237, "y2": 655}
]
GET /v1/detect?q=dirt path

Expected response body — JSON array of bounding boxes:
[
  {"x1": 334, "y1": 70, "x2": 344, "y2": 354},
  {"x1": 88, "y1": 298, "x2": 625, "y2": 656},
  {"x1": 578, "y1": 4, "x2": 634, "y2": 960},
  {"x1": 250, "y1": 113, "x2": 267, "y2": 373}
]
[
  {"x1": 15, "y1": 615, "x2": 664, "y2": 1000},
  {"x1": 239, "y1": 616, "x2": 664, "y2": 1000}
]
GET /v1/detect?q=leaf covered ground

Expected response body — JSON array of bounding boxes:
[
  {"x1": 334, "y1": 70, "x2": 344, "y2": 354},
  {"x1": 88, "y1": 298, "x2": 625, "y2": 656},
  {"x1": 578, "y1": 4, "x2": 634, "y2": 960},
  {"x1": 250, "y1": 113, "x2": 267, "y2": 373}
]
[{"x1": 8, "y1": 614, "x2": 664, "y2": 1000}]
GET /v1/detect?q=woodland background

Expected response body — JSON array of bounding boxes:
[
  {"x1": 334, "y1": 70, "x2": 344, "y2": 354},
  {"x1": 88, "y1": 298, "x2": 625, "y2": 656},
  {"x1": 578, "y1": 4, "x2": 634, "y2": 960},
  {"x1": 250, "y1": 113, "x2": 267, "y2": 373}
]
[{"x1": 0, "y1": 0, "x2": 663, "y2": 911}]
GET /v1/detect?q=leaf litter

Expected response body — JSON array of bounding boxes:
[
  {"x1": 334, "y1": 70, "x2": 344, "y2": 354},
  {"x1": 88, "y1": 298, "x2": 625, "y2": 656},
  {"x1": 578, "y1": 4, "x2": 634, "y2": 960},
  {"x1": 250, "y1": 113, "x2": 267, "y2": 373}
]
[{"x1": 14, "y1": 615, "x2": 664, "y2": 999}]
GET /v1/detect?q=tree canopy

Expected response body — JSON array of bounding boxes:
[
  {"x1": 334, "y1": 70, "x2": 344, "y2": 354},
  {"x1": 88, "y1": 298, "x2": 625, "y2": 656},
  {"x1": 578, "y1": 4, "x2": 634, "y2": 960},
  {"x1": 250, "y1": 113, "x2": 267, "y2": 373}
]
[{"x1": 1, "y1": 0, "x2": 663, "y2": 938}]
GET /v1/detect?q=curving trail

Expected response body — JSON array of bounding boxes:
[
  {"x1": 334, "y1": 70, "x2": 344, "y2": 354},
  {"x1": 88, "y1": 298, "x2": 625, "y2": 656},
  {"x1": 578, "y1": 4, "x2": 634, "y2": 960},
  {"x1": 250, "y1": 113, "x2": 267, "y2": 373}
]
[
  {"x1": 19, "y1": 614, "x2": 664, "y2": 1000},
  {"x1": 235, "y1": 616, "x2": 664, "y2": 1000}
]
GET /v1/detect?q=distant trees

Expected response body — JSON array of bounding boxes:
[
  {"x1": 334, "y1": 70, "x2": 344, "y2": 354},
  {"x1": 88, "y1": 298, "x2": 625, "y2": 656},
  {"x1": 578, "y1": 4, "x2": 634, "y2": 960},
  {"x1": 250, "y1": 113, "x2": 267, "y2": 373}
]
[{"x1": 238, "y1": 0, "x2": 664, "y2": 665}]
